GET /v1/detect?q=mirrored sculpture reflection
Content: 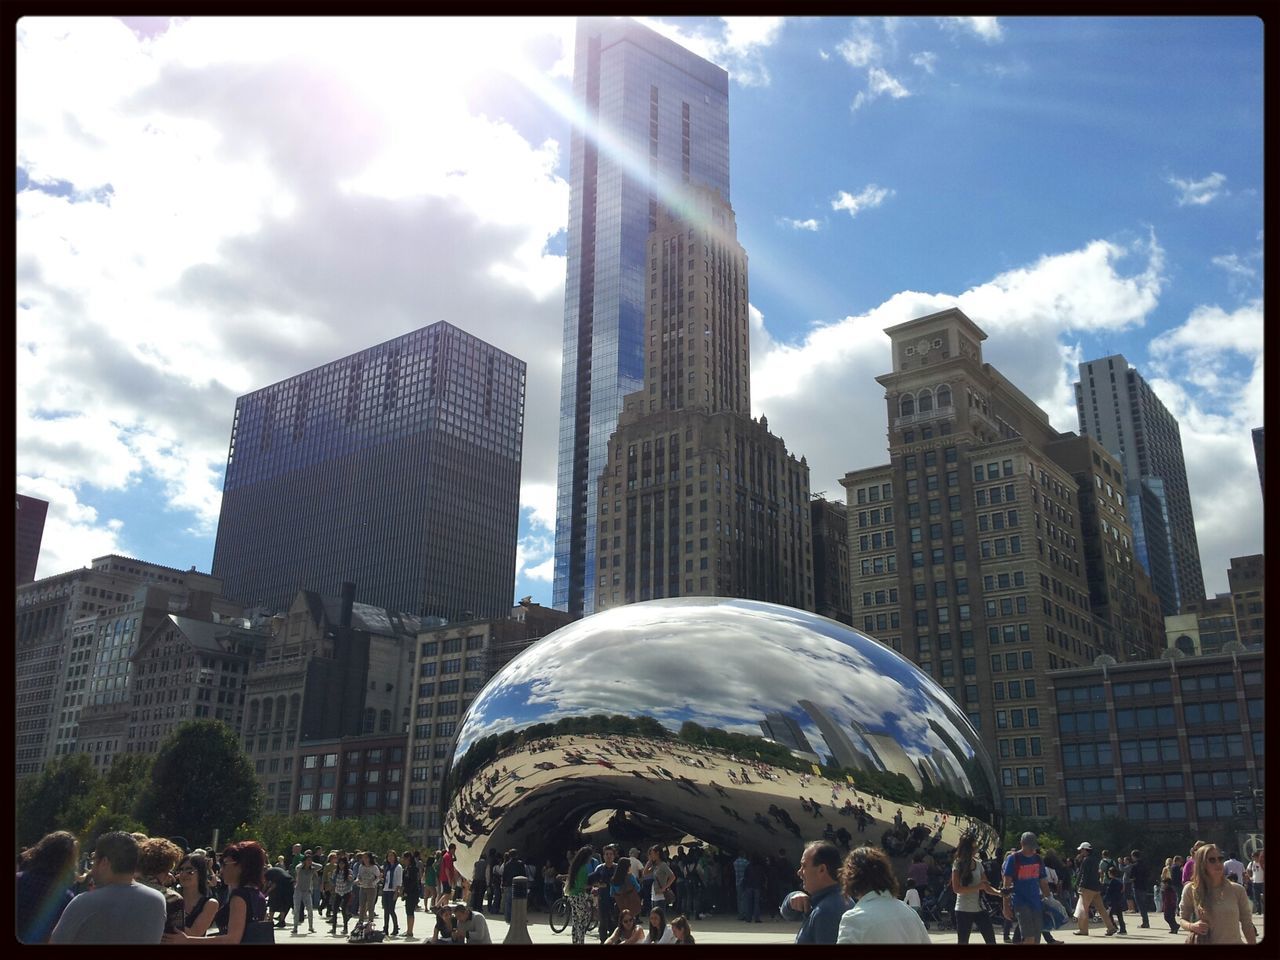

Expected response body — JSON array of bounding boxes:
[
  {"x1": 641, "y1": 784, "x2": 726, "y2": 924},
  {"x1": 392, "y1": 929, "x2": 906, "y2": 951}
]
[{"x1": 442, "y1": 598, "x2": 1001, "y2": 877}]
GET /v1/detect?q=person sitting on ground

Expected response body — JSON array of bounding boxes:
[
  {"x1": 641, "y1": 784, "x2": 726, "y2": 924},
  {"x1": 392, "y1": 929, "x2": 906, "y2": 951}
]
[
  {"x1": 670, "y1": 914, "x2": 695, "y2": 944},
  {"x1": 17, "y1": 830, "x2": 80, "y2": 943},
  {"x1": 51, "y1": 831, "x2": 167, "y2": 943},
  {"x1": 450, "y1": 900, "x2": 491, "y2": 944},
  {"x1": 646, "y1": 905, "x2": 677, "y2": 943},
  {"x1": 835, "y1": 845, "x2": 931, "y2": 944},
  {"x1": 607, "y1": 907, "x2": 645, "y2": 944}
]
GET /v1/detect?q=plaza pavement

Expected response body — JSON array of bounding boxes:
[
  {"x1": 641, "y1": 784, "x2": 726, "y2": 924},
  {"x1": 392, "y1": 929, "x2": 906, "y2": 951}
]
[{"x1": 266, "y1": 907, "x2": 1264, "y2": 945}]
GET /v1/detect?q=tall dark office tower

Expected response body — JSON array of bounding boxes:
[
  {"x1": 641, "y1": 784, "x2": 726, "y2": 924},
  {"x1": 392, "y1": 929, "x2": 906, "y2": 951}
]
[
  {"x1": 15, "y1": 494, "x2": 48, "y2": 584},
  {"x1": 595, "y1": 189, "x2": 813, "y2": 613},
  {"x1": 1074, "y1": 355, "x2": 1204, "y2": 614},
  {"x1": 553, "y1": 17, "x2": 731, "y2": 615},
  {"x1": 211, "y1": 322, "x2": 525, "y2": 620}
]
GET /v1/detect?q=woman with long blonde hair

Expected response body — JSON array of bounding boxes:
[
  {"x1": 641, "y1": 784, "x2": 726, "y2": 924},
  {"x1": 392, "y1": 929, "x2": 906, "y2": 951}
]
[{"x1": 1178, "y1": 842, "x2": 1256, "y2": 944}]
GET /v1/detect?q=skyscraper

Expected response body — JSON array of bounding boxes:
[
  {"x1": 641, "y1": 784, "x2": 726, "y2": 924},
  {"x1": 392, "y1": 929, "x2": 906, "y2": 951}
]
[
  {"x1": 211, "y1": 322, "x2": 525, "y2": 620},
  {"x1": 593, "y1": 188, "x2": 813, "y2": 612},
  {"x1": 553, "y1": 17, "x2": 731, "y2": 615},
  {"x1": 842, "y1": 307, "x2": 1112, "y2": 820},
  {"x1": 1074, "y1": 355, "x2": 1204, "y2": 614},
  {"x1": 15, "y1": 493, "x2": 48, "y2": 584}
]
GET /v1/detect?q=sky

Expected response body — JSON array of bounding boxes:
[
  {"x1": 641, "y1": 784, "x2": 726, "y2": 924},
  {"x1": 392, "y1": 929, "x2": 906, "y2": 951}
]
[{"x1": 16, "y1": 16, "x2": 1264, "y2": 610}]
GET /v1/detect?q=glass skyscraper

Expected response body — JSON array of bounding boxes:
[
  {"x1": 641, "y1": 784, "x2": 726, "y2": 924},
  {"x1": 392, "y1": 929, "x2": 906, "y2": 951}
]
[
  {"x1": 1074, "y1": 354, "x2": 1204, "y2": 615},
  {"x1": 553, "y1": 17, "x2": 731, "y2": 614},
  {"x1": 212, "y1": 321, "x2": 525, "y2": 620}
]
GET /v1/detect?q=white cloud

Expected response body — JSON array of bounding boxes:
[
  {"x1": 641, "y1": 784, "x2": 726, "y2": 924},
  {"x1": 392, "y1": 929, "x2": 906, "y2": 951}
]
[
  {"x1": 1167, "y1": 171, "x2": 1228, "y2": 206},
  {"x1": 515, "y1": 530, "x2": 556, "y2": 583},
  {"x1": 831, "y1": 184, "x2": 895, "y2": 218},
  {"x1": 17, "y1": 17, "x2": 575, "y2": 576},
  {"x1": 520, "y1": 482, "x2": 558, "y2": 533},
  {"x1": 912, "y1": 51, "x2": 937, "y2": 73},
  {"x1": 837, "y1": 32, "x2": 881, "y2": 68},
  {"x1": 781, "y1": 217, "x2": 823, "y2": 231},
  {"x1": 16, "y1": 475, "x2": 126, "y2": 579},
  {"x1": 818, "y1": 49, "x2": 830, "y2": 61},
  {"x1": 1210, "y1": 253, "x2": 1254, "y2": 279},
  {"x1": 745, "y1": 230, "x2": 1260, "y2": 597},
  {"x1": 939, "y1": 17, "x2": 1004, "y2": 42},
  {"x1": 852, "y1": 66, "x2": 911, "y2": 110}
]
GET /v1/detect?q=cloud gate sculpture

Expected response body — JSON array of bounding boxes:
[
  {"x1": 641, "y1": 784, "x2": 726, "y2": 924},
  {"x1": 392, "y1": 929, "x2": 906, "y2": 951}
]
[{"x1": 442, "y1": 598, "x2": 1001, "y2": 877}]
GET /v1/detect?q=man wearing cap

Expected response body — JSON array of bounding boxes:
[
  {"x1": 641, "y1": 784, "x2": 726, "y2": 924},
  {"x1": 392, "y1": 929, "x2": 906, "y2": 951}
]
[
  {"x1": 450, "y1": 900, "x2": 492, "y2": 944},
  {"x1": 1072, "y1": 842, "x2": 1116, "y2": 937},
  {"x1": 1002, "y1": 832, "x2": 1051, "y2": 945}
]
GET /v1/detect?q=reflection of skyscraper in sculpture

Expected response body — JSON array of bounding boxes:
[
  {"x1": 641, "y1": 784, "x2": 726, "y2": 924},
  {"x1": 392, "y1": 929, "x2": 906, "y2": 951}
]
[
  {"x1": 853, "y1": 718, "x2": 924, "y2": 791},
  {"x1": 920, "y1": 747, "x2": 967, "y2": 794},
  {"x1": 797, "y1": 699, "x2": 874, "y2": 772},
  {"x1": 760, "y1": 711, "x2": 815, "y2": 755},
  {"x1": 929, "y1": 717, "x2": 1000, "y2": 805}
]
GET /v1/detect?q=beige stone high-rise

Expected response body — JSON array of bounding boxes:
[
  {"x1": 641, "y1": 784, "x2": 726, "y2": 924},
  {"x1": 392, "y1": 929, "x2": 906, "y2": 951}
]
[
  {"x1": 595, "y1": 187, "x2": 813, "y2": 610},
  {"x1": 841, "y1": 307, "x2": 1143, "y2": 821}
]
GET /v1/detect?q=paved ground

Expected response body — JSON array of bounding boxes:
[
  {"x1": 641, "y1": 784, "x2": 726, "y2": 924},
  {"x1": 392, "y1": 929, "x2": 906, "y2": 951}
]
[{"x1": 266, "y1": 908, "x2": 1265, "y2": 945}]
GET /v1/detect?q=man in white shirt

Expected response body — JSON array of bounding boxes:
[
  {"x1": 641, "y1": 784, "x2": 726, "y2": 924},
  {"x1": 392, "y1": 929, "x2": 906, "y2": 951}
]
[
  {"x1": 50, "y1": 832, "x2": 167, "y2": 944},
  {"x1": 1223, "y1": 852, "x2": 1246, "y2": 884}
]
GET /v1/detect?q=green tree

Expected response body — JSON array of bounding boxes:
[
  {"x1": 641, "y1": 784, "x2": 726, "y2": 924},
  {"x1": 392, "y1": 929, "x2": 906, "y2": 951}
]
[
  {"x1": 16, "y1": 753, "x2": 100, "y2": 847},
  {"x1": 79, "y1": 805, "x2": 149, "y2": 850},
  {"x1": 136, "y1": 720, "x2": 262, "y2": 846}
]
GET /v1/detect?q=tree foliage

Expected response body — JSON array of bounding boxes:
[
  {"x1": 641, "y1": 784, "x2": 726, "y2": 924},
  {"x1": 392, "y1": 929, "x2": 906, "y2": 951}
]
[
  {"x1": 135, "y1": 720, "x2": 262, "y2": 847},
  {"x1": 235, "y1": 813, "x2": 413, "y2": 863},
  {"x1": 16, "y1": 753, "x2": 100, "y2": 847}
]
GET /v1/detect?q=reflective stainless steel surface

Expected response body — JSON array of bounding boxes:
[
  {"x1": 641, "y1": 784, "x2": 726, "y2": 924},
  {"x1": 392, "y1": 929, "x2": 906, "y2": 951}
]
[{"x1": 442, "y1": 598, "x2": 1000, "y2": 875}]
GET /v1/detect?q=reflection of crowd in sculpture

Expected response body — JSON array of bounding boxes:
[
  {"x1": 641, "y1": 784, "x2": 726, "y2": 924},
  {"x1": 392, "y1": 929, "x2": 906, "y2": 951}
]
[{"x1": 445, "y1": 732, "x2": 994, "y2": 886}]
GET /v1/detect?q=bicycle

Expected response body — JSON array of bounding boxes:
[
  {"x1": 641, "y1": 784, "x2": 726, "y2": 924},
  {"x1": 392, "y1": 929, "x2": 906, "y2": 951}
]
[{"x1": 548, "y1": 895, "x2": 598, "y2": 935}]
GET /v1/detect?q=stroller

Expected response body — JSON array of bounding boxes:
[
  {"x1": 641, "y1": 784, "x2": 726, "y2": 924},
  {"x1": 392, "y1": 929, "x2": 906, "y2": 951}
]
[
  {"x1": 920, "y1": 892, "x2": 946, "y2": 931},
  {"x1": 347, "y1": 917, "x2": 386, "y2": 943}
]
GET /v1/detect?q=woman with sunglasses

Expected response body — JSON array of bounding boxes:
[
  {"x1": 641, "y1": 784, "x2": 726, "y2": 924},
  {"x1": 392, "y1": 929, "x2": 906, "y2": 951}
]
[
  {"x1": 163, "y1": 841, "x2": 270, "y2": 944},
  {"x1": 1178, "y1": 843, "x2": 1256, "y2": 944},
  {"x1": 175, "y1": 854, "x2": 219, "y2": 937},
  {"x1": 605, "y1": 908, "x2": 644, "y2": 944}
]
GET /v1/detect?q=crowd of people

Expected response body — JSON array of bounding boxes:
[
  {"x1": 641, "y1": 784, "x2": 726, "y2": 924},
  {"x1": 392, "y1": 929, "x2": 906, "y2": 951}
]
[{"x1": 17, "y1": 824, "x2": 1263, "y2": 945}]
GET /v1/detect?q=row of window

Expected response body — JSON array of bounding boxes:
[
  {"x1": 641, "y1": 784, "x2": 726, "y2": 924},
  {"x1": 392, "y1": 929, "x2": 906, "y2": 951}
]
[
  {"x1": 419, "y1": 636, "x2": 485, "y2": 657},
  {"x1": 997, "y1": 736, "x2": 1042, "y2": 758},
  {"x1": 1001, "y1": 766, "x2": 1046, "y2": 787}
]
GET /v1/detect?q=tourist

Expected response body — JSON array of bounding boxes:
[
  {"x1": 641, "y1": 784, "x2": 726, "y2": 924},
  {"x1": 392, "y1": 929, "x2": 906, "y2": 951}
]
[
  {"x1": 670, "y1": 913, "x2": 695, "y2": 943},
  {"x1": 644, "y1": 845, "x2": 677, "y2": 918},
  {"x1": 354, "y1": 851, "x2": 381, "y2": 926},
  {"x1": 1183, "y1": 842, "x2": 1204, "y2": 885},
  {"x1": 646, "y1": 905, "x2": 676, "y2": 943},
  {"x1": 1161, "y1": 877, "x2": 1179, "y2": 933},
  {"x1": 402, "y1": 850, "x2": 422, "y2": 939},
  {"x1": 292, "y1": 850, "x2": 321, "y2": 934},
  {"x1": 1178, "y1": 842, "x2": 1256, "y2": 944},
  {"x1": 1128, "y1": 849, "x2": 1151, "y2": 928},
  {"x1": 176, "y1": 852, "x2": 218, "y2": 936},
  {"x1": 1246, "y1": 851, "x2": 1265, "y2": 914},
  {"x1": 16, "y1": 830, "x2": 79, "y2": 943},
  {"x1": 733, "y1": 850, "x2": 749, "y2": 920},
  {"x1": 1223, "y1": 851, "x2": 1245, "y2": 884},
  {"x1": 51, "y1": 831, "x2": 166, "y2": 943},
  {"x1": 380, "y1": 849, "x2": 403, "y2": 937},
  {"x1": 502, "y1": 846, "x2": 530, "y2": 928},
  {"x1": 440, "y1": 842, "x2": 460, "y2": 899},
  {"x1": 264, "y1": 857, "x2": 293, "y2": 929},
  {"x1": 1002, "y1": 831, "x2": 1050, "y2": 945},
  {"x1": 951, "y1": 831, "x2": 998, "y2": 945},
  {"x1": 423, "y1": 852, "x2": 440, "y2": 913},
  {"x1": 330, "y1": 854, "x2": 354, "y2": 935},
  {"x1": 606, "y1": 907, "x2": 644, "y2": 944},
  {"x1": 449, "y1": 899, "x2": 491, "y2": 944},
  {"x1": 1104, "y1": 866, "x2": 1128, "y2": 935},
  {"x1": 565, "y1": 845, "x2": 596, "y2": 945},
  {"x1": 778, "y1": 841, "x2": 850, "y2": 943},
  {"x1": 610, "y1": 858, "x2": 643, "y2": 920},
  {"x1": 1072, "y1": 841, "x2": 1116, "y2": 937},
  {"x1": 468, "y1": 849, "x2": 486, "y2": 914},
  {"x1": 835, "y1": 845, "x2": 931, "y2": 944}
]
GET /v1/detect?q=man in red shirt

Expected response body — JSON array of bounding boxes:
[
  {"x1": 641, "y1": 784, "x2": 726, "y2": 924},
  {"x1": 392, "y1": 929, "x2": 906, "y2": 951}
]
[{"x1": 440, "y1": 844, "x2": 459, "y2": 899}]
